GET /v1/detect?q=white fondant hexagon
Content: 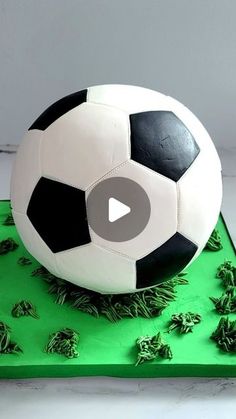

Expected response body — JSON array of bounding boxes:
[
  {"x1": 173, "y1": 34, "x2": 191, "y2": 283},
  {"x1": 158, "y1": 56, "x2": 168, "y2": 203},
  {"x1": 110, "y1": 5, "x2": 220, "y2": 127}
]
[
  {"x1": 87, "y1": 84, "x2": 170, "y2": 114},
  {"x1": 86, "y1": 160, "x2": 178, "y2": 260},
  {"x1": 41, "y1": 102, "x2": 130, "y2": 190},
  {"x1": 55, "y1": 243, "x2": 136, "y2": 294},
  {"x1": 177, "y1": 151, "x2": 222, "y2": 253},
  {"x1": 10, "y1": 130, "x2": 43, "y2": 213}
]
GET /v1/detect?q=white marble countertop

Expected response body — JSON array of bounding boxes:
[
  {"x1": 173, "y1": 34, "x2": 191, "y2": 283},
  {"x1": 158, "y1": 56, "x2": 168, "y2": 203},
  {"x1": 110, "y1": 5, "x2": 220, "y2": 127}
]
[
  {"x1": 0, "y1": 148, "x2": 235, "y2": 419},
  {"x1": 1, "y1": 377, "x2": 236, "y2": 419}
]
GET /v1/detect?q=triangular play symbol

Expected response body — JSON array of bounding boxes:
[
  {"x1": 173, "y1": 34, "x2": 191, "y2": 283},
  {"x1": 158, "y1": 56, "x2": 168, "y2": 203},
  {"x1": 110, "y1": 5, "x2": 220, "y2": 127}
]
[{"x1": 108, "y1": 197, "x2": 131, "y2": 223}]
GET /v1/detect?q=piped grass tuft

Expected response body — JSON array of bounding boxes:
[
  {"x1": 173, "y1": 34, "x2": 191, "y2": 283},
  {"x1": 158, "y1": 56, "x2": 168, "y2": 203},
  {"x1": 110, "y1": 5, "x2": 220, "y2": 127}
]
[
  {"x1": 216, "y1": 260, "x2": 236, "y2": 288},
  {"x1": 45, "y1": 328, "x2": 79, "y2": 359},
  {"x1": 210, "y1": 261, "x2": 236, "y2": 314},
  {"x1": 2, "y1": 213, "x2": 14, "y2": 226},
  {"x1": 31, "y1": 266, "x2": 188, "y2": 322},
  {"x1": 17, "y1": 257, "x2": 32, "y2": 266},
  {"x1": 211, "y1": 317, "x2": 236, "y2": 353},
  {"x1": 0, "y1": 238, "x2": 18, "y2": 255},
  {"x1": 11, "y1": 300, "x2": 39, "y2": 319},
  {"x1": 0, "y1": 321, "x2": 22, "y2": 354},
  {"x1": 205, "y1": 228, "x2": 223, "y2": 251},
  {"x1": 168, "y1": 312, "x2": 202, "y2": 334},
  {"x1": 135, "y1": 331, "x2": 172, "y2": 366},
  {"x1": 210, "y1": 286, "x2": 236, "y2": 314}
]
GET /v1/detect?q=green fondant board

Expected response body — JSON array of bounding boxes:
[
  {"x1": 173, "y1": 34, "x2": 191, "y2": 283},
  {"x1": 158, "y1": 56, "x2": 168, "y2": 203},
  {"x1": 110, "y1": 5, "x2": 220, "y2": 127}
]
[{"x1": 0, "y1": 200, "x2": 236, "y2": 379}]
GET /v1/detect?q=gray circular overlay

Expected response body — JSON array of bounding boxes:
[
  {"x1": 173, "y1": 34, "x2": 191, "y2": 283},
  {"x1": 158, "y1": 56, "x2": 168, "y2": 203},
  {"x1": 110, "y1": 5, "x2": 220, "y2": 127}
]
[{"x1": 87, "y1": 177, "x2": 151, "y2": 242}]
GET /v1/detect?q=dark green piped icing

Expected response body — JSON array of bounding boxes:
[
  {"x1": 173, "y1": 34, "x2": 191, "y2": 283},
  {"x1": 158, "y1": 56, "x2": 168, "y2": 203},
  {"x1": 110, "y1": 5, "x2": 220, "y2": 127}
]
[
  {"x1": 0, "y1": 321, "x2": 22, "y2": 354},
  {"x1": 205, "y1": 228, "x2": 223, "y2": 251},
  {"x1": 2, "y1": 213, "x2": 14, "y2": 226},
  {"x1": 11, "y1": 301, "x2": 39, "y2": 319},
  {"x1": 168, "y1": 312, "x2": 201, "y2": 334},
  {"x1": 31, "y1": 266, "x2": 188, "y2": 322},
  {"x1": 210, "y1": 287, "x2": 236, "y2": 314},
  {"x1": 45, "y1": 328, "x2": 79, "y2": 359},
  {"x1": 17, "y1": 257, "x2": 32, "y2": 266},
  {"x1": 210, "y1": 260, "x2": 236, "y2": 313},
  {"x1": 0, "y1": 238, "x2": 18, "y2": 255},
  {"x1": 135, "y1": 332, "x2": 172, "y2": 366},
  {"x1": 216, "y1": 260, "x2": 236, "y2": 287},
  {"x1": 211, "y1": 317, "x2": 236, "y2": 353}
]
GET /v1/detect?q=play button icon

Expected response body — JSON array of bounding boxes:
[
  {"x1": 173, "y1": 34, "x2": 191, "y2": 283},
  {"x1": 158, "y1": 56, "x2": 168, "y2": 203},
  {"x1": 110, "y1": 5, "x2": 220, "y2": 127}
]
[
  {"x1": 87, "y1": 177, "x2": 151, "y2": 242},
  {"x1": 108, "y1": 198, "x2": 131, "y2": 223}
]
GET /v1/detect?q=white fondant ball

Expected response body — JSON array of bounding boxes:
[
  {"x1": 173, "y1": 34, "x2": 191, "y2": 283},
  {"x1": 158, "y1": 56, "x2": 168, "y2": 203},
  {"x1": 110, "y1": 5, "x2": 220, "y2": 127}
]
[{"x1": 10, "y1": 85, "x2": 222, "y2": 294}]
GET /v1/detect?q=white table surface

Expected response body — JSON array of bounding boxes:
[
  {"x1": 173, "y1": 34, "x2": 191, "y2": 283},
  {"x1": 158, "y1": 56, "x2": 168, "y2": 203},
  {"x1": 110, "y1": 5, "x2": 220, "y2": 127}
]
[{"x1": 0, "y1": 148, "x2": 236, "y2": 419}]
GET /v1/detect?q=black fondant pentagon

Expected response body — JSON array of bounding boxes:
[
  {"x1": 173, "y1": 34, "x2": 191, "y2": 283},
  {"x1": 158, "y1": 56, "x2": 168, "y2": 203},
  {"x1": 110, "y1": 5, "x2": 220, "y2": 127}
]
[
  {"x1": 27, "y1": 177, "x2": 91, "y2": 253},
  {"x1": 130, "y1": 111, "x2": 200, "y2": 181},
  {"x1": 136, "y1": 232, "x2": 198, "y2": 289},
  {"x1": 29, "y1": 89, "x2": 87, "y2": 131}
]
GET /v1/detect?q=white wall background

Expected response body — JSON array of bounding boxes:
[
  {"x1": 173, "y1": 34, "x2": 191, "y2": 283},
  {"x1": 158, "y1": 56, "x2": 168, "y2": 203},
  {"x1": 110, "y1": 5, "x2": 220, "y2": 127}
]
[{"x1": 0, "y1": 0, "x2": 236, "y2": 150}]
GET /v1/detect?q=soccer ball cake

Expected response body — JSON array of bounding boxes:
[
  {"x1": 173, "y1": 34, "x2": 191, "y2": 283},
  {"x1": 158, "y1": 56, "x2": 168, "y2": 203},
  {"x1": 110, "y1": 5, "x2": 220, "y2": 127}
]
[{"x1": 10, "y1": 84, "x2": 222, "y2": 294}]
